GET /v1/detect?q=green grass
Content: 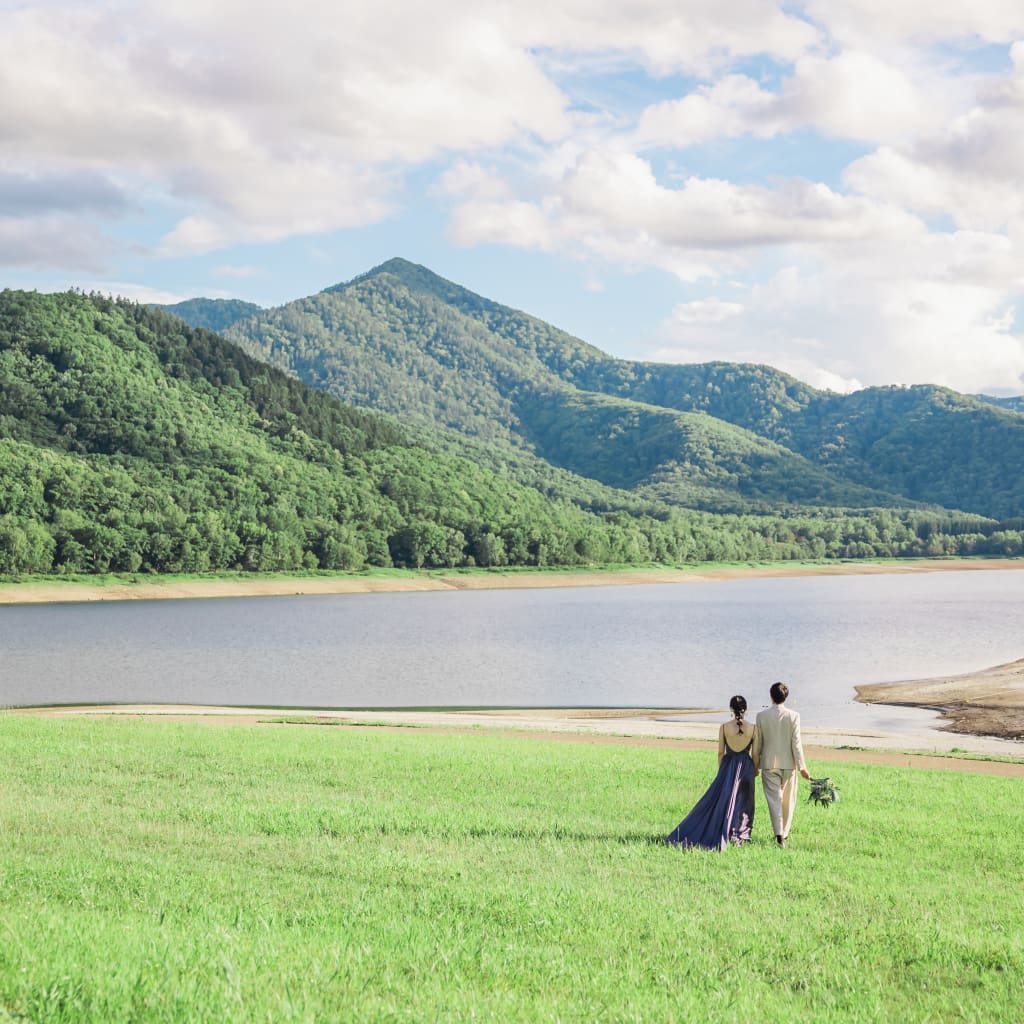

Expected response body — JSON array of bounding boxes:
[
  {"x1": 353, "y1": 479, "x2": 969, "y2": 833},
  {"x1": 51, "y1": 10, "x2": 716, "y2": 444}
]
[{"x1": 1, "y1": 718, "x2": 1021, "y2": 1022}]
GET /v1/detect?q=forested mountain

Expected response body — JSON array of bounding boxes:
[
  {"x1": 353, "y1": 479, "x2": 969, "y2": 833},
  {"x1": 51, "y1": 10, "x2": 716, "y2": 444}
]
[
  {"x1": 975, "y1": 394, "x2": 1024, "y2": 414},
  {"x1": 156, "y1": 297, "x2": 263, "y2": 334},
  {"x1": 2, "y1": 288, "x2": 1020, "y2": 576},
  {"x1": 219, "y1": 258, "x2": 1024, "y2": 519}
]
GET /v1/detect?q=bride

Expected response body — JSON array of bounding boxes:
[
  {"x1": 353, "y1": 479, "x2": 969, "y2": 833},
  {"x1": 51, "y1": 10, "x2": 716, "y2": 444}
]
[{"x1": 666, "y1": 695, "x2": 760, "y2": 850}]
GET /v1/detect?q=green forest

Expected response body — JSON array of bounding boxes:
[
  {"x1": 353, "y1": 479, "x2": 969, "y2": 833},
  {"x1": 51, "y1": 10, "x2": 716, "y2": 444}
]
[
  {"x1": 216, "y1": 258, "x2": 1024, "y2": 519},
  {"x1": 3, "y1": 288, "x2": 1022, "y2": 576}
]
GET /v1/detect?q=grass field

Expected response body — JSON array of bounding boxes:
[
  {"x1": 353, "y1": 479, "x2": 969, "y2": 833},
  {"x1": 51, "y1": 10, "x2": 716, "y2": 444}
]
[{"x1": 1, "y1": 717, "x2": 1021, "y2": 1022}]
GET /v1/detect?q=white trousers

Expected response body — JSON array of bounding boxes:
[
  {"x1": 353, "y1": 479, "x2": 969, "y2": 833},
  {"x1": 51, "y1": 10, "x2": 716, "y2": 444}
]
[{"x1": 761, "y1": 769, "x2": 798, "y2": 838}]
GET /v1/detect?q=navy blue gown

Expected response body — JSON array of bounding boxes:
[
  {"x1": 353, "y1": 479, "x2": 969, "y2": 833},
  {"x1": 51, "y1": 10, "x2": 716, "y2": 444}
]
[{"x1": 666, "y1": 730, "x2": 756, "y2": 850}]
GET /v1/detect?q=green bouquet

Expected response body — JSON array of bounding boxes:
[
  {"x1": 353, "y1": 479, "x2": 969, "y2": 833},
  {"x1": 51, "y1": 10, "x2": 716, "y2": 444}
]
[{"x1": 807, "y1": 776, "x2": 841, "y2": 806}]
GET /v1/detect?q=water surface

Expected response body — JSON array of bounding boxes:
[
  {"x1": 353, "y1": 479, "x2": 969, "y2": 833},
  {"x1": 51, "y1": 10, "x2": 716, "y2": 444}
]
[{"x1": 3, "y1": 570, "x2": 1021, "y2": 733}]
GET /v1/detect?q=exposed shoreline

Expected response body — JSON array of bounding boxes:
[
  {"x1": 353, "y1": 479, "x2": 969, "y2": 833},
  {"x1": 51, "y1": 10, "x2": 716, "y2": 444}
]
[
  {"x1": 4, "y1": 557, "x2": 1022, "y2": 745},
  {"x1": 2, "y1": 557, "x2": 1023, "y2": 605},
  {"x1": 856, "y1": 658, "x2": 1024, "y2": 741}
]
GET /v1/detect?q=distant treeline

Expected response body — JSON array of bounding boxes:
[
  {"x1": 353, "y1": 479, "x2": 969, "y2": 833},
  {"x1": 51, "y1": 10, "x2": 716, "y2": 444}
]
[{"x1": 1, "y1": 290, "x2": 1021, "y2": 576}]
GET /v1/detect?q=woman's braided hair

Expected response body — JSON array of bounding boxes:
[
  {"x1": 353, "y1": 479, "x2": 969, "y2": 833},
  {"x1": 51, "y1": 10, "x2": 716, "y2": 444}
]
[{"x1": 729, "y1": 695, "x2": 747, "y2": 734}]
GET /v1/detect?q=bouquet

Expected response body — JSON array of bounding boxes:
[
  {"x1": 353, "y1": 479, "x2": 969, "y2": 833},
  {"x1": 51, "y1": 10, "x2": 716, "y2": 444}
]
[{"x1": 807, "y1": 776, "x2": 840, "y2": 806}]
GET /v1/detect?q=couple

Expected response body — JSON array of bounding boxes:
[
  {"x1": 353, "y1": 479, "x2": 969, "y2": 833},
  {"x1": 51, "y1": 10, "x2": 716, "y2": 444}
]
[{"x1": 666, "y1": 682, "x2": 810, "y2": 851}]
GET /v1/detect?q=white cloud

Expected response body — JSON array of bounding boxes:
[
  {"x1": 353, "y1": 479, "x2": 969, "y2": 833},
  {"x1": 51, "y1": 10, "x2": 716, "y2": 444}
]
[
  {"x1": 4, "y1": 0, "x2": 1024, "y2": 397},
  {"x1": 843, "y1": 47, "x2": 1024, "y2": 239},
  {"x1": 432, "y1": 161, "x2": 512, "y2": 201},
  {"x1": 447, "y1": 149, "x2": 922, "y2": 269},
  {"x1": 511, "y1": 0, "x2": 820, "y2": 75},
  {"x1": 0, "y1": 216, "x2": 112, "y2": 271},
  {"x1": 0, "y1": 1, "x2": 573, "y2": 255},
  {"x1": 652, "y1": 244, "x2": 1024, "y2": 395},
  {"x1": 804, "y1": 0, "x2": 1024, "y2": 48},
  {"x1": 637, "y1": 51, "x2": 941, "y2": 148},
  {"x1": 448, "y1": 198, "x2": 556, "y2": 251},
  {"x1": 0, "y1": 167, "x2": 130, "y2": 216},
  {"x1": 672, "y1": 298, "x2": 745, "y2": 324}
]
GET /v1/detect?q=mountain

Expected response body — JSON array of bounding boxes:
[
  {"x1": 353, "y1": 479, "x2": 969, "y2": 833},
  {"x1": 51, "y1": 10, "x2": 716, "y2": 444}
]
[
  {"x1": 975, "y1": 394, "x2": 1024, "y2": 415},
  {"x1": 155, "y1": 297, "x2": 263, "y2": 333},
  {"x1": 215, "y1": 258, "x2": 1024, "y2": 519},
  {"x1": 0, "y1": 290, "x2": 677, "y2": 573},
  {"x1": 3, "y1": 288, "x2": 1017, "y2": 576}
]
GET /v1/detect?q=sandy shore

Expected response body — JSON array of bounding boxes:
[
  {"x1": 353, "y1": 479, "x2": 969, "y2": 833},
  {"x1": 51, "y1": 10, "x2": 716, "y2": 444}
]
[
  {"x1": 2, "y1": 557, "x2": 1023, "y2": 605},
  {"x1": 13, "y1": 703, "x2": 1023, "y2": 775},
  {"x1": 856, "y1": 658, "x2": 1024, "y2": 740}
]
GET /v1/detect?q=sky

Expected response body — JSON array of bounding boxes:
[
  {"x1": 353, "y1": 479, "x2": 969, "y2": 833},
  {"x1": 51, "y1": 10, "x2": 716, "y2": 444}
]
[{"x1": 4, "y1": 2, "x2": 1024, "y2": 396}]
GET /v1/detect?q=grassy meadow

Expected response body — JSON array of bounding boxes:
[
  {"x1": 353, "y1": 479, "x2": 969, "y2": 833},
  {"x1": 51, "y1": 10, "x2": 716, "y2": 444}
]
[{"x1": 0, "y1": 716, "x2": 1021, "y2": 1022}]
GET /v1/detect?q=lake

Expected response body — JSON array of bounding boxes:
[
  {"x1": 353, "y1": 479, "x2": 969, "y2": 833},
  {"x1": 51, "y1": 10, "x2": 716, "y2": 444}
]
[{"x1": 2, "y1": 570, "x2": 1022, "y2": 732}]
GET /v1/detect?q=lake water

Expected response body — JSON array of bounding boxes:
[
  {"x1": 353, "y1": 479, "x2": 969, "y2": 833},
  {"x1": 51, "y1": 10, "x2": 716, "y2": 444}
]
[{"x1": 2, "y1": 570, "x2": 1022, "y2": 733}]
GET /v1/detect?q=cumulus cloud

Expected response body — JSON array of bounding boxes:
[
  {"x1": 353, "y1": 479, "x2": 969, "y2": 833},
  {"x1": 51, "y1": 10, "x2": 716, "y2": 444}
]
[
  {"x1": 444, "y1": 148, "x2": 922, "y2": 270},
  {"x1": 0, "y1": 216, "x2": 112, "y2": 272},
  {"x1": 512, "y1": 0, "x2": 819, "y2": 75},
  {"x1": 0, "y1": 0, "x2": 823, "y2": 262},
  {"x1": 432, "y1": 161, "x2": 513, "y2": 201},
  {"x1": 0, "y1": 168, "x2": 130, "y2": 217},
  {"x1": 844, "y1": 43, "x2": 1024, "y2": 236},
  {"x1": 653, "y1": 239, "x2": 1024, "y2": 395},
  {"x1": 637, "y1": 51, "x2": 939, "y2": 148},
  {"x1": 672, "y1": 298, "x2": 745, "y2": 324},
  {"x1": 0, "y1": 1, "x2": 574, "y2": 256},
  {"x1": 4, "y1": 0, "x2": 1024, "y2": 394},
  {"x1": 441, "y1": 137, "x2": 1024, "y2": 392},
  {"x1": 803, "y1": 0, "x2": 1024, "y2": 48}
]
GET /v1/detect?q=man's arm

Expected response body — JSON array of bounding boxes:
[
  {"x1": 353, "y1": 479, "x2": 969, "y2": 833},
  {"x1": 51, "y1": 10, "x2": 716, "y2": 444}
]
[{"x1": 792, "y1": 713, "x2": 810, "y2": 779}]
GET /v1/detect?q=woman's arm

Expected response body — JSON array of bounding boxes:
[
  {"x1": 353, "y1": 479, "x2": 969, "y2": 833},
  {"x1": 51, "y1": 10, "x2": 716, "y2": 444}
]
[{"x1": 718, "y1": 724, "x2": 725, "y2": 766}]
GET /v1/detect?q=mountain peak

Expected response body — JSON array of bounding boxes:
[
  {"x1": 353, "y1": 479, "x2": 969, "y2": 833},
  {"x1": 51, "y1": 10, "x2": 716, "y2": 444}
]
[
  {"x1": 368, "y1": 256, "x2": 425, "y2": 276},
  {"x1": 327, "y1": 257, "x2": 444, "y2": 292},
  {"x1": 325, "y1": 257, "x2": 495, "y2": 312}
]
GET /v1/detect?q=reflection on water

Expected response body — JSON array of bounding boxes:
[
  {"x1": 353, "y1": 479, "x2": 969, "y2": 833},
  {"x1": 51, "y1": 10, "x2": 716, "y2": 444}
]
[{"x1": 2, "y1": 570, "x2": 1023, "y2": 735}]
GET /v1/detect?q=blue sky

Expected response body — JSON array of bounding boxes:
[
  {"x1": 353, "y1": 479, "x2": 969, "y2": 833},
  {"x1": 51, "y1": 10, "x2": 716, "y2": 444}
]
[{"x1": 3, "y1": 1, "x2": 1024, "y2": 395}]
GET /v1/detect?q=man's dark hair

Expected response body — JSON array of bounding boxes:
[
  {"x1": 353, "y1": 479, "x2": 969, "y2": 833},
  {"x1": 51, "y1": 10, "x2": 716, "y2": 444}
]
[{"x1": 770, "y1": 681, "x2": 789, "y2": 705}]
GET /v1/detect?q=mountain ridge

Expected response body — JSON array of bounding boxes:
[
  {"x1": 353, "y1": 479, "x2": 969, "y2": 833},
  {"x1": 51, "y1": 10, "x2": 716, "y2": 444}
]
[{"x1": 183, "y1": 257, "x2": 1024, "y2": 519}]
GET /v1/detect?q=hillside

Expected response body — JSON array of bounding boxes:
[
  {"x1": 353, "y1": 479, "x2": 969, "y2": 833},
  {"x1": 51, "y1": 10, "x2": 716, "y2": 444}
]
[
  {"x1": 3, "y1": 288, "x2": 1018, "y2": 575},
  {"x1": 0, "y1": 290, "x2": 686, "y2": 573},
  {"x1": 220, "y1": 258, "x2": 1024, "y2": 519},
  {"x1": 156, "y1": 297, "x2": 263, "y2": 334},
  {"x1": 974, "y1": 394, "x2": 1024, "y2": 415}
]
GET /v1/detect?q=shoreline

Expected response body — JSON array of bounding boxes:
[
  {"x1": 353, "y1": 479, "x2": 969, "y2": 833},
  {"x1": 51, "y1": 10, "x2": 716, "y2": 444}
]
[
  {"x1": 856, "y1": 658, "x2": 1024, "y2": 741},
  {"x1": 1, "y1": 557, "x2": 1023, "y2": 605}
]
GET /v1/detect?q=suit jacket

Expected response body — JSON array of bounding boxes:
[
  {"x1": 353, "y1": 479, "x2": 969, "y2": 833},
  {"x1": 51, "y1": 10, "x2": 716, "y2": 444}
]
[{"x1": 755, "y1": 703, "x2": 806, "y2": 772}]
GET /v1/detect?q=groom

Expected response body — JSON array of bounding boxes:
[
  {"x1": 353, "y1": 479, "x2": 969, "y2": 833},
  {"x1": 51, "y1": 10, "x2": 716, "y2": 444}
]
[{"x1": 756, "y1": 682, "x2": 810, "y2": 848}]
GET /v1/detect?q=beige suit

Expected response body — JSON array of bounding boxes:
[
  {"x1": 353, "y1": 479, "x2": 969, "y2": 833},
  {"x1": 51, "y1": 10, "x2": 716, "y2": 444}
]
[{"x1": 755, "y1": 703, "x2": 806, "y2": 839}]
